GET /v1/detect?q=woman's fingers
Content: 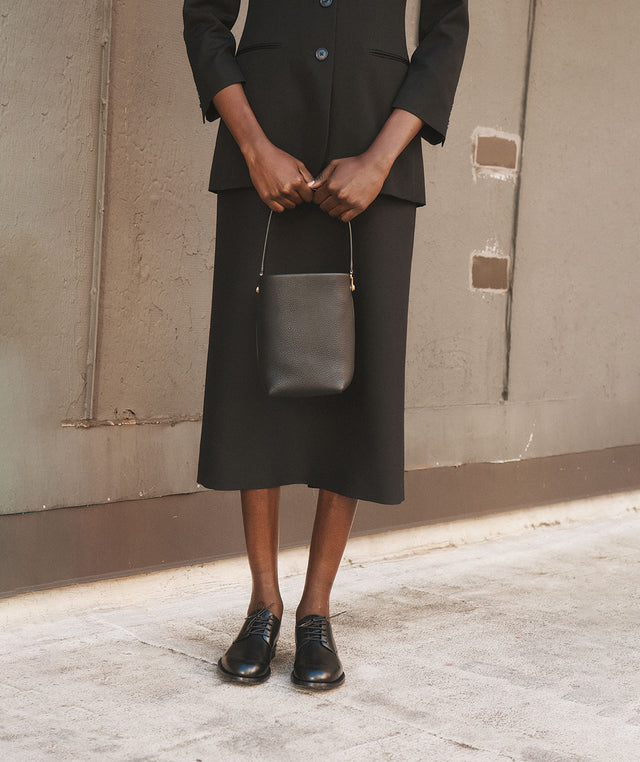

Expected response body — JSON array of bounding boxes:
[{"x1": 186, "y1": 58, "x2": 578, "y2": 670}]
[
  {"x1": 317, "y1": 189, "x2": 360, "y2": 221},
  {"x1": 298, "y1": 163, "x2": 314, "y2": 184},
  {"x1": 267, "y1": 200, "x2": 287, "y2": 213},
  {"x1": 277, "y1": 195, "x2": 298, "y2": 210},
  {"x1": 310, "y1": 161, "x2": 337, "y2": 195},
  {"x1": 312, "y1": 161, "x2": 356, "y2": 208},
  {"x1": 249, "y1": 146, "x2": 317, "y2": 209},
  {"x1": 297, "y1": 164, "x2": 315, "y2": 203},
  {"x1": 323, "y1": 201, "x2": 352, "y2": 220},
  {"x1": 312, "y1": 187, "x2": 331, "y2": 205},
  {"x1": 339, "y1": 207, "x2": 362, "y2": 223},
  {"x1": 280, "y1": 184, "x2": 310, "y2": 207},
  {"x1": 262, "y1": 179, "x2": 310, "y2": 210},
  {"x1": 317, "y1": 194, "x2": 339, "y2": 214},
  {"x1": 273, "y1": 162, "x2": 315, "y2": 206},
  {"x1": 312, "y1": 155, "x2": 386, "y2": 220}
]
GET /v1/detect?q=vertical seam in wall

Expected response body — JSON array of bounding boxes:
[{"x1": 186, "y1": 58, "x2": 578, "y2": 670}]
[
  {"x1": 83, "y1": 0, "x2": 113, "y2": 420},
  {"x1": 502, "y1": 0, "x2": 538, "y2": 401}
]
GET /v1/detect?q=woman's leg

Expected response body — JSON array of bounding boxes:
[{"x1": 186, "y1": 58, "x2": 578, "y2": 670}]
[
  {"x1": 217, "y1": 487, "x2": 282, "y2": 683},
  {"x1": 241, "y1": 486, "x2": 284, "y2": 619},
  {"x1": 296, "y1": 488, "x2": 358, "y2": 622}
]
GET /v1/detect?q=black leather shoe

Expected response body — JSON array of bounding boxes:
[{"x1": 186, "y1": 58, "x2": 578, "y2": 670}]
[
  {"x1": 217, "y1": 607, "x2": 280, "y2": 684},
  {"x1": 291, "y1": 614, "x2": 345, "y2": 690}
]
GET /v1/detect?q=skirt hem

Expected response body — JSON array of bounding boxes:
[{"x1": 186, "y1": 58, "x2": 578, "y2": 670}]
[{"x1": 195, "y1": 474, "x2": 405, "y2": 506}]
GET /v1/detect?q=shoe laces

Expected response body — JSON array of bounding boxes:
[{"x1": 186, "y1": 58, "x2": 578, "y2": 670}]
[
  {"x1": 297, "y1": 611, "x2": 345, "y2": 646},
  {"x1": 245, "y1": 606, "x2": 277, "y2": 638}
]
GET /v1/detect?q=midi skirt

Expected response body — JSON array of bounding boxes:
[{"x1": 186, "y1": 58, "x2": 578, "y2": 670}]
[{"x1": 197, "y1": 187, "x2": 417, "y2": 505}]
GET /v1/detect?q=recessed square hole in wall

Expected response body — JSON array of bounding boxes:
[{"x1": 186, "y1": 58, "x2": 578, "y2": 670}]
[
  {"x1": 470, "y1": 243, "x2": 510, "y2": 292},
  {"x1": 472, "y1": 127, "x2": 521, "y2": 181}
]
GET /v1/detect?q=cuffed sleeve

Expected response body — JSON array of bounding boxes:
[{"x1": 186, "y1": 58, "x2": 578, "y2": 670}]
[
  {"x1": 183, "y1": 0, "x2": 246, "y2": 123},
  {"x1": 392, "y1": 0, "x2": 469, "y2": 145}
]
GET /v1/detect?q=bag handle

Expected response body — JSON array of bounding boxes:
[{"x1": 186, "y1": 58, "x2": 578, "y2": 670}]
[{"x1": 256, "y1": 209, "x2": 354, "y2": 294}]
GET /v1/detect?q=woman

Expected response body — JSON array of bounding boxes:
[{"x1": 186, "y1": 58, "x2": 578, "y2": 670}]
[{"x1": 183, "y1": 0, "x2": 468, "y2": 690}]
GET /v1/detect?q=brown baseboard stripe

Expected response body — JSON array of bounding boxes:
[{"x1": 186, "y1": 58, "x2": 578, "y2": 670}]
[{"x1": 1, "y1": 444, "x2": 639, "y2": 598}]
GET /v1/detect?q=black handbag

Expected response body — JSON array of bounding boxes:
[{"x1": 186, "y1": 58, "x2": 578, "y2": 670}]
[{"x1": 255, "y1": 210, "x2": 356, "y2": 398}]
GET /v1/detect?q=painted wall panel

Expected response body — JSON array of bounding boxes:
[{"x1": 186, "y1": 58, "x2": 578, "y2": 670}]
[
  {"x1": 508, "y1": 1, "x2": 640, "y2": 445},
  {"x1": 406, "y1": 0, "x2": 529, "y2": 413},
  {"x1": 0, "y1": 1, "x2": 103, "y2": 512},
  {"x1": 95, "y1": 0, "x2": 217, "y2": 421}
]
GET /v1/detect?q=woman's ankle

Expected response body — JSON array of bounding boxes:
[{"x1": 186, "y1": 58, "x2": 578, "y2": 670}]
[
  {"x1": 296, "y1": 599, "x2": 330, "y2": 623},
  {"x1": 248, "y1": 595, "x2": 283, "y2": 620}
]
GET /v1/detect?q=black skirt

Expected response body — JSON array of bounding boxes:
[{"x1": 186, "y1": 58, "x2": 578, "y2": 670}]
[{"x1": 197, "y1": 188, "x2": 417, "y2": 505}]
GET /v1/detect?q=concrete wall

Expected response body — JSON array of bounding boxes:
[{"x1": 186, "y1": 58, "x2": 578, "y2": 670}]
[
  {"x1": 508, "y1": 1, "x2": 640, "y2": 452},
  {"x1": 1, "y1": 0, "x2": 639, "y2": 517},
  {"x1": 1, "y1": 1, "x2": 104, "y2": 511}
]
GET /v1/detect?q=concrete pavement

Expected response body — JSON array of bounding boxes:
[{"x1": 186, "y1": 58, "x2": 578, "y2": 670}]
[{"x1": 1, "y1": 498, "x2": 640, "y2": 761}]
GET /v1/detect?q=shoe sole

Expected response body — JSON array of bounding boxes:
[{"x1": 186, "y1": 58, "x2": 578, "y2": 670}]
[
  {"x1": 217, "y1": 658, "x2": 271, "y2": 685},
  {"x1": 290, "y1": 671, "x2": 345, "y2": 691}
]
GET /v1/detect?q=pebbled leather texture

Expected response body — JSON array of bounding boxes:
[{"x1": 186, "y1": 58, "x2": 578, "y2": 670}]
[
  {"x1": 257, "y1": 272, "x2": 355, "y2": 397},
  {"x1": 218, "y1": 608, "x2": 281, "y2": 684},
  {"x1": 291, "y1": 614, "x2": 345, "y2": 690}
]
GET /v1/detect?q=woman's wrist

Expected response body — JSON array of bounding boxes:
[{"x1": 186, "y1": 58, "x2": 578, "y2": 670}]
[
  {"x1": 212, "y1": 83, "x2": 273, "y2": 162},
  {"x1": 364, "y1": 108, "x2": 424, "y2": 177},
  {"x1": 239, "y1": 131, "x2": 272, "y2": 164},
  {"x1": 362, "y1": 144, "x2": 396, "y2": 178}
]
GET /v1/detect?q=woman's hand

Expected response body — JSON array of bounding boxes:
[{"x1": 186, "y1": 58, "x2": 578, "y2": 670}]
[
  {"x1": 211, "y1": 84, "x2": 314, "y2": 212},
  {"x1": 309, "y1": 108, "x2": 426, "y2": 222},
  {"x1": 244, "y1": 139, "x2": 315, "y2": 212},
  {"x1": 212, "y1": 84, "x2": 424, "y2": 218},
  {"x1": 309, "y1": 154, "x2": 389, "y2": 223}
]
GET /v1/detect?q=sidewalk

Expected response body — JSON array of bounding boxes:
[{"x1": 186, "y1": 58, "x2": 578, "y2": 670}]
[{"x1": 1, "y1": 499, "x2": 639, "y2": 761}]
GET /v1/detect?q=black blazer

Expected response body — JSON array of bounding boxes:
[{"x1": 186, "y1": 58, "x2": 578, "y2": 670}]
[{"x1": 183, "y1": 0, "x2": 469, "y2": 207}]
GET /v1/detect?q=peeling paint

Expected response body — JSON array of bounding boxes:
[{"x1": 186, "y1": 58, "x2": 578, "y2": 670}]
[
  {"x1": 520, "y1": 423, "x2": 536, "y2": 459},
  {"x1": 60, "y1": 415, "x2": 201, "y2": 428},
  {"x1": 469, "y1": 239, "x2": 510, "y2": 292},
  {"x1": 471, "y1": 127, "x2": 521, "y2": 182}
]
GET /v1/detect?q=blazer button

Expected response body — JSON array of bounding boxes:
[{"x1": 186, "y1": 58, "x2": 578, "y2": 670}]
[
  {"x1": 319, "y1": 0, "x2": 333, "y2": 6},
  {"x1": 315, "y1": 47, "x2": 329, "y2": 61}
]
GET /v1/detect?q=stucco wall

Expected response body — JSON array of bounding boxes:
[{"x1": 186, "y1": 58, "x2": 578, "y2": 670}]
[
  {"x1": 507, "y1": 0, "x2": 640, "y2": 451},
  {"x1": 1, "y1": 1, "x2": 103, "y2": 511},
  {"x1": 1, "y1": 0, "x2": 639, "y2": 515},
  {"x1": 96, "y1": 0, "x2": 216, "y2": 422}
]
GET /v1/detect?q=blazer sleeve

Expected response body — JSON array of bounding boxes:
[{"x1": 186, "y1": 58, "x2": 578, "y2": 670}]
[
  {"x1": 392, "y1": 0, "x2": 469, "y2": 146},
  {"x1": 183, "y1": 0, "x2": 246, "y2": 123}
]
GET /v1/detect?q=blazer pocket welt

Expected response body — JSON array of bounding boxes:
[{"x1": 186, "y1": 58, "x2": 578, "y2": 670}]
[
  {"x1": 236, "y1": 42, "x2": 283, "y2": 57},
  {"x1": 368, "y1": 49, "x2": 410, "y2": 66}
]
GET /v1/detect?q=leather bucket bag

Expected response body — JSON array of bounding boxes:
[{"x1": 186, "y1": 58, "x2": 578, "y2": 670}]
[{"x1": 255, "y1": 210, "x2": 356, "y2": 398}]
